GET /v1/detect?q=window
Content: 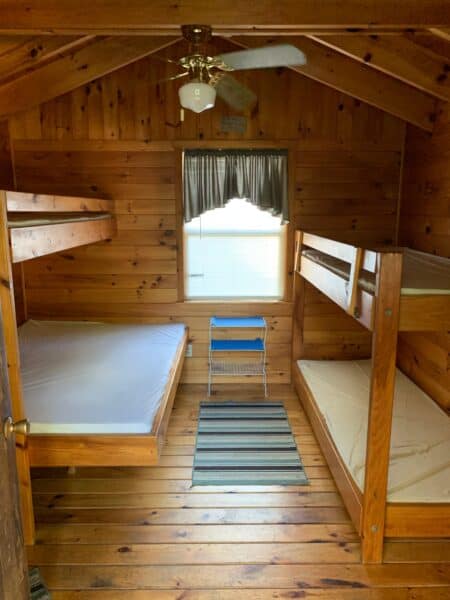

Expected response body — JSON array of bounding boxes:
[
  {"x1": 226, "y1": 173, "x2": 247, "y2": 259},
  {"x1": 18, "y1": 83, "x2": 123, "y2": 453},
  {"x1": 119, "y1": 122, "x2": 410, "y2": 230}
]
[{"x1": 184, "y1": 198, "x2": 285, "y2": 300}]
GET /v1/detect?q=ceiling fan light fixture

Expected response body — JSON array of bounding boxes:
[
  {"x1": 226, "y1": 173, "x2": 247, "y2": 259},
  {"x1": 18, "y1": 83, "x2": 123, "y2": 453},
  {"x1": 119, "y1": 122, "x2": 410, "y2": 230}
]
[{"x1": 178, "y1": 81, "x2": 216, "y2": 113}]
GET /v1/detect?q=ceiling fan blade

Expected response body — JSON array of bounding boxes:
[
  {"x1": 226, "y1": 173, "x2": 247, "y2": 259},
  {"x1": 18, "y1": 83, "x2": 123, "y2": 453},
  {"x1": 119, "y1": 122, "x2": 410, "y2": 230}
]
[
  {"x1": 212, "y1": 73, "x2": 257, "y2": 112},
  {"x1": 217, "y1": 44, "x2": 306, "y2": 70},
  {"x1": 149, "y1": 71, "x2": 189, "y2": 86}
]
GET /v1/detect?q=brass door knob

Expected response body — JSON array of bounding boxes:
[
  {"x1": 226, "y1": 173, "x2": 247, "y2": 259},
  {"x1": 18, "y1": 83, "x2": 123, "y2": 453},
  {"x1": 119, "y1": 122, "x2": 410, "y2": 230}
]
[{"x1": 2, "y1": 416, "x2": 30, "y2": 440}]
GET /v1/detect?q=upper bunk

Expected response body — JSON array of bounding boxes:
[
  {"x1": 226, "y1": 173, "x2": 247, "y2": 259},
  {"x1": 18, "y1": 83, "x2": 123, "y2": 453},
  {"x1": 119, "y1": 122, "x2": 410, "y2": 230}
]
[
  {"x1": 294, "y1": 231, "x2": 450, "y2": 332},
  {"x1": 2, "y1": 190, "x2": 117, "y2": 263}
]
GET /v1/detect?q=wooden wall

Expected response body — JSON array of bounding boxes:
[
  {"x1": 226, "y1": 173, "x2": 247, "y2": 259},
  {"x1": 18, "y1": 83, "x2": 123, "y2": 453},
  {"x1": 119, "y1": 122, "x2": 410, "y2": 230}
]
[
  {"x1": 0, "y1": 120, "x2": 14, "y2": 189},
  {"x1": 7, "y1": 40, "x2": 405, "y2": 384},
  {"x1": 397, "y1": 105, "x2": 450, "y2": 413}
]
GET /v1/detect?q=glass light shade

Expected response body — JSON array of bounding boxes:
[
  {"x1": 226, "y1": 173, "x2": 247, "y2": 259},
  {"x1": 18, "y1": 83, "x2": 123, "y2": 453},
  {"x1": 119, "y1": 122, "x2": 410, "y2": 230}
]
[{"x1": 178, "y1": 81, "x2": 216, "y2": 113}]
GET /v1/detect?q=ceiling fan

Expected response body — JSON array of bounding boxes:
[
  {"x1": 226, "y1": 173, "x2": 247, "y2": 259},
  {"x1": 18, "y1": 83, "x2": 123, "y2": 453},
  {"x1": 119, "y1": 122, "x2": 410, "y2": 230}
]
[{"x1": 151, "y1": 25, "x2": 307, "y2": 114}]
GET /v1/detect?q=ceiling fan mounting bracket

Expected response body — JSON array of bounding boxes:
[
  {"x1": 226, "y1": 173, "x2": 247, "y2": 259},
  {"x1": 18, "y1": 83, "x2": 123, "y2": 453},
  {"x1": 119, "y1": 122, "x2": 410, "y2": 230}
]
[{"x1": 182, "y1": 24, "x2": 213, "y2": 46}]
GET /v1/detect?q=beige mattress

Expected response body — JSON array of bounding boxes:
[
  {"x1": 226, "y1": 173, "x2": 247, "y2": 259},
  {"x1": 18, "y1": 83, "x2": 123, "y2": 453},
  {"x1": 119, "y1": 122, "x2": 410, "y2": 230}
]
[
  {"x1": 297, "y1": 359, "x2": 450, "y2": 503},
  {"x1": 302, "y1": 247, "x2": 450, "y2": 295}
]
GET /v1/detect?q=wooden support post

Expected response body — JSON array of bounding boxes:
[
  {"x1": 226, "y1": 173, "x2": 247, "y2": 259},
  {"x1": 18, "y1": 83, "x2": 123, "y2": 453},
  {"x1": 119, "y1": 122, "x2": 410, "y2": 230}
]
[
  {"x1": 292, "y1": 231, "x2": 305, "y2": 361},
  {"x1": 361, "y1": 251, "x2": 402, "y2": 563},
  {"x1": 175, "y1": 148, "x2": 185, "y2": 302},
  {"x1": 347, "y1": 246, "x2": 363, "y2": 317},
  {"x1": 0, "y1": 191, "x2": 35, "y2": 544},
  {"x1": 293, "y1": 230, "x2": 303, "y2": 275},
  {"x1": 283, "y1": 144, "x2": 297, "y2": 303}
]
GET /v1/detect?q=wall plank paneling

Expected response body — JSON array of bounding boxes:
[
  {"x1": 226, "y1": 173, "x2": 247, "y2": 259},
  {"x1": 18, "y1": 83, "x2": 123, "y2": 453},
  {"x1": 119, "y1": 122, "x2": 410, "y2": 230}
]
[
  {"x1": 0, "y1": 120, "x2": 14, "y2": 189},
  {"x1": 8, "y1": 41, "x2": 405, "y2": 384},
  {"x1": 398, "y1": 105, "x2": 450, "y2": 413}
]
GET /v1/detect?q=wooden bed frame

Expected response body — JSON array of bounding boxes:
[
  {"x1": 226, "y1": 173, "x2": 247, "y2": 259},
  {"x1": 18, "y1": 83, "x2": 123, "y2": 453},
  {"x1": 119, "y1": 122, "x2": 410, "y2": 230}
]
[
  {"x1": 27, "y1": 327, "x2": 188, "y2": 467},
  {"x1": 292, "y1": 230, "x2": 450, "y2": 564},
  {"x1": 297, "y1": 232, "x2": 450, "y2": 332},
  {"x1": 0, "y1": 190, "x2": 186, "y2": 543},
  {"x1": 5, "y1": 190, "x2": 117, "y2": 262}
]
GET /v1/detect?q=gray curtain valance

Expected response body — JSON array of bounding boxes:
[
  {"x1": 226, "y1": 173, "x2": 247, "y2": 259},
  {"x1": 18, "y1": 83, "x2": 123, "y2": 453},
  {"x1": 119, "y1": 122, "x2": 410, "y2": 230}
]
[{"x1": 183, "y1": 149, "x2": 289, "y2": 223}]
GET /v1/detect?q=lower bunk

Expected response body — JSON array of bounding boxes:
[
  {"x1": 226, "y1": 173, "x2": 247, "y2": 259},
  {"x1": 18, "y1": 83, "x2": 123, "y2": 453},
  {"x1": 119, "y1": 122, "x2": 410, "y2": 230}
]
[
  {"x1": 293, "y1": 358, "x2": 450, "y2": 543},
  {"x1": 19, "y1": 320, "x2": 188, "y2": 467}
]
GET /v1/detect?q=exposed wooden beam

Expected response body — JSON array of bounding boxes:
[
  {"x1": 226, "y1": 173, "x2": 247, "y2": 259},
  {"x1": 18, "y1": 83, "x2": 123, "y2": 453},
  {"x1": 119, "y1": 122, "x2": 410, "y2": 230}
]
[
  {"x1": 0, "y1": 35, "x2": 92, "y2": 84},
  {"x1": 428, "y1": 28, "x2": 450, "y2": 42},
  {"x1": 309, "y1": 35, "x2": 450, "y2": 101},
  {"x1": 0, "y1": 36, "x2": 180, "y2": 119},
  {"x1": 0, "y1": 1, "x2": 448, "y2": 33},
  {"x1": 231, "y1": 37, "x2": 437, "y2": 131},
  {"x1": 0, "y1": 28, "x2": 433, "y2": 37}
]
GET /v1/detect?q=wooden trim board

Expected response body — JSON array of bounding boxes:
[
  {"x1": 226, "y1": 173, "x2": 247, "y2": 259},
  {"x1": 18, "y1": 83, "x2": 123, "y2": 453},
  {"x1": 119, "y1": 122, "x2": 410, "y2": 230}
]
[
  {"x1": 0, "y1": 191, "x2": 35, "y2": 543},
  {"x1": 292, "y1": 361, "x2": 363, "y2": 532},
  {"x1": 6, "y1": 191, "x2": 113, "y2": 213},
  {"x1": 9, "y1": 216, "x2": 117, "y2": 263},
  {"x1": 385, "y1": 503, "x2": 450, "y2": 538},
  {"x1": 399, "y1": 294, "x2": 450, "y2": 331}
]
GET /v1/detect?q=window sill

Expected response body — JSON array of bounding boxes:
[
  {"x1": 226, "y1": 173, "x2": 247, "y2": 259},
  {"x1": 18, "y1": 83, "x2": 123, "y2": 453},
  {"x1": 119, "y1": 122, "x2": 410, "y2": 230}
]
[{"x1": 182, "y1": 299, "x2": 291, "y2": 304}]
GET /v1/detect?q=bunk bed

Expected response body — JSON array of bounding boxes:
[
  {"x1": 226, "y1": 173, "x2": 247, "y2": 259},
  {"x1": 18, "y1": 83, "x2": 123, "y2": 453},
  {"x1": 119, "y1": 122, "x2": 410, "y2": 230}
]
[
  {"x1": 0, "y1": 189, "x2": 187, "y2": 469},
  {"x1": 292, "y1": 230, "x2": 450, "y2": 564},
  {"x1": 6, "y1": 190, "x2": 117, "y2": 262}
]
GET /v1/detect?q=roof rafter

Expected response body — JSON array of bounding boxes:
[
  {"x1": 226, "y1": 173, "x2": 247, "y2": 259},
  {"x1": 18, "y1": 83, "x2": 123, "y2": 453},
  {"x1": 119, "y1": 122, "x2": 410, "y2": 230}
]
[
  {"x1": 0, "y1": 28, "x2": 436, "y2": 38},
  {"x1": 0, "y1": 36, "x2": 180, "y2": 119},
  {"x1": 309, "y1": 34, "x2": 450, "y2": 101},
  {"x1": 230, "y1": 36, "x2": 438, "y2": 131},
  {"x1": 428, "y1": 28, "x2": 450, "y2": 42},
  {"x1": 0, "y1": 35, "x2": 93, "y2": 84}
]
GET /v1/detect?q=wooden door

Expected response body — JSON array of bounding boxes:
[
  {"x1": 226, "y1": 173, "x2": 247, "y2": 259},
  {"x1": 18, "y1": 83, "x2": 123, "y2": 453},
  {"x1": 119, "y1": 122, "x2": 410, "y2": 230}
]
[{"x1": 0, "y1": 311, "x2": 28, "y2": 599}]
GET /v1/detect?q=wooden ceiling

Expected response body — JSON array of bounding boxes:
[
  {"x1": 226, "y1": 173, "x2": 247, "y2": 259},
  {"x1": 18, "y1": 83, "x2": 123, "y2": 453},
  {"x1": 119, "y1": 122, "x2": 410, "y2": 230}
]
[{"x1": 0, "y1": 1, "x2": 449, "y2": 130}]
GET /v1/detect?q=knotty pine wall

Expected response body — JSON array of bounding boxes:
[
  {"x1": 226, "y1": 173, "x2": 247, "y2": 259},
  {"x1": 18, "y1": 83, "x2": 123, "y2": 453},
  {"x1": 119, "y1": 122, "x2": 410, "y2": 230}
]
[
  {"x1": 397, "y1": 105, "x2": 450, "y2": 413},
  {"x1": 0, "y1": 120, "x2": 13, "y2": 189},
  {"x1": 7, "y1": 40, "x2": 405, "y2": 384}
]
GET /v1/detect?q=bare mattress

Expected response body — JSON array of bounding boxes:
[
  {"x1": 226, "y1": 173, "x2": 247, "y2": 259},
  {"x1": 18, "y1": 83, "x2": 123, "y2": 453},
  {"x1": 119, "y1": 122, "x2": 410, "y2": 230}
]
[
  {"x1": 297, "y1": 359, "x2": 450, "y2": 503},
  {"x1": 19, "y1": 320, "x2": 186, "y2": 434}
]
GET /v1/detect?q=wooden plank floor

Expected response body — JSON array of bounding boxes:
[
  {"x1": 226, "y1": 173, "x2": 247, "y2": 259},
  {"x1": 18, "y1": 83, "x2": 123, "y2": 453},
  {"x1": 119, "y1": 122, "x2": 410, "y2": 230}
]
[{"x1": 27, "y1": 384, "x2": 450, "y2": 599}]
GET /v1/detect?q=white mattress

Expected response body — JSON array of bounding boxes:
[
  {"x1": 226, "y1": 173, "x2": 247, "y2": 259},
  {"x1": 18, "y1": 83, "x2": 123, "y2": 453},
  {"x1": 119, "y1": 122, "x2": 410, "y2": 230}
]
[
  {"x1": 19, "y1": 320, "x2": 186, "y2": 434},
  {"x1": 297, "y1": 359, "x2": 450, "y2": 503},
  {"x1": 302, "y1": 248, "x2": 450, "y2": 295}
]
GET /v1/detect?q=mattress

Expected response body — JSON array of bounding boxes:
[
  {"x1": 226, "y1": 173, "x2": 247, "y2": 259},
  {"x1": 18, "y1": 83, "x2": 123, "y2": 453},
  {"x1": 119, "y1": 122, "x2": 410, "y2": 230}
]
[
  {"x1": 302, "y1": 247, "x2": 450, "y2": 295},
  {"x1": 297, "y1": 359, "x2": 450, "y2": 503},
  {"x1": 19, "y1": 320, "x2": 186, "y2": 434}
]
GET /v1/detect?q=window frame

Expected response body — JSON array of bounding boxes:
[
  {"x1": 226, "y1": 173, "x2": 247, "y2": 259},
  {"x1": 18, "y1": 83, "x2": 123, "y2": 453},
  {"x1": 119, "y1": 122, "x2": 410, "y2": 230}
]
[
  {"x1": 183, "y1": 201, "x2": 287, "y2": 301},
  {"x1": 174, "y1": 143, "x2": 295, "y2": 303}
]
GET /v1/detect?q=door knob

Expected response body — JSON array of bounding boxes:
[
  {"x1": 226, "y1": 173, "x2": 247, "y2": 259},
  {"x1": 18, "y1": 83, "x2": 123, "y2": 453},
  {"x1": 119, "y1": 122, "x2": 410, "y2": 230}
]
[{"x1": 2, "y1": 416, "x2": 30, "y2": 440}]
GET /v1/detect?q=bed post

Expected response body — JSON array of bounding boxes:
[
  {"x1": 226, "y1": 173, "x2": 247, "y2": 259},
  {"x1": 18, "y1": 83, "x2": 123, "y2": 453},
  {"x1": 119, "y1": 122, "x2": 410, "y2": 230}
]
[
  {"x1": 0, "y1": 191, "x2": 35, "y2": 544},
  {"x1": 292, "y1": 231, "x2": 304, "y2": 361},
  {"x1": 361, "y1": 251, "x2": 402, "y2": 564}
]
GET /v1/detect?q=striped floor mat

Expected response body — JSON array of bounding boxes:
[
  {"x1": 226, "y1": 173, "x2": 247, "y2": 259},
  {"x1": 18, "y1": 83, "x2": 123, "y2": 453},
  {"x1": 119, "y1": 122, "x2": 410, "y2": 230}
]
[
  {"x1": 192, "y1": 401, "x2": 309, "y2": 486},
  {"x1": 29, "y1": 567, "x2": 51, "y2": 599}
]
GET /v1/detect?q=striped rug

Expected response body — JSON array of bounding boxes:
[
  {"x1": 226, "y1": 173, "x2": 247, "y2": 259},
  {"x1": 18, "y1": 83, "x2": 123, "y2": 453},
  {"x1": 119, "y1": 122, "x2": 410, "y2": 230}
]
[
  {"x1": 192, "y1": 401, "x2": 309, "y2": 485},
  {"x1": 29, "y1": 567, "x2": 51, "y2": 599}
]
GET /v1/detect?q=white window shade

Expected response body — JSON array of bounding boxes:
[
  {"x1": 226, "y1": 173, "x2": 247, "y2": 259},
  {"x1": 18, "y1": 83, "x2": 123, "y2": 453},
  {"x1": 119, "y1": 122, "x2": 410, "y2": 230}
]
[{"x1": 184, "y1": 198, "x2": 285, "y2": 299}]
